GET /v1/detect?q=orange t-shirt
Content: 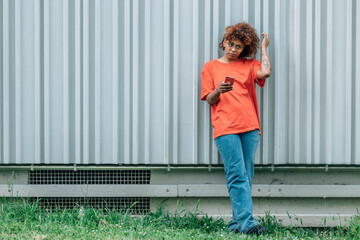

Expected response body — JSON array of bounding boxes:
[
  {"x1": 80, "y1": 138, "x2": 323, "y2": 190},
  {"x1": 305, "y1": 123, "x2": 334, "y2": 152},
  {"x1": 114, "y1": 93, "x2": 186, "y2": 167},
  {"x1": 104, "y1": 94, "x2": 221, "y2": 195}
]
[{"x1": 201, "y1": 58, "x2": 265, "y2": 139}]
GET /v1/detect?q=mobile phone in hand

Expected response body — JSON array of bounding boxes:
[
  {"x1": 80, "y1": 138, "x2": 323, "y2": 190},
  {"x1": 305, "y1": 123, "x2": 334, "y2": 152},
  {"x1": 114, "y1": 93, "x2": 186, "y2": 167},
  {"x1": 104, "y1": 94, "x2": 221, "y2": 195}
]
[{"x1": 225, "y1": 76, "x2": 235, "y2": 85}]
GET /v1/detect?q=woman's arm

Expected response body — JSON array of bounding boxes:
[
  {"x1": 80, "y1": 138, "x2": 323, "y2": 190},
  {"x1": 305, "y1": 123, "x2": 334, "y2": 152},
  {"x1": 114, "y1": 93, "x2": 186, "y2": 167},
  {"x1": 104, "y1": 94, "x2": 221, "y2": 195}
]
[
  {"x1": 206, "y1": 82, "x2": 233, "y2": 105},
  {"x1": 257, "y1": 33, "x2": 272, "y2": 79}
]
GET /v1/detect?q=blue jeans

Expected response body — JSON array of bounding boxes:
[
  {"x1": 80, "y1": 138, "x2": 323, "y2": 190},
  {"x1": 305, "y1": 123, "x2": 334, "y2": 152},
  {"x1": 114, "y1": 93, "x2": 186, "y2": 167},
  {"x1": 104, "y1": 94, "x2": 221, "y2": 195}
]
[{"x1": 215, "y1": 130, "x2": 260, "y2": 233}]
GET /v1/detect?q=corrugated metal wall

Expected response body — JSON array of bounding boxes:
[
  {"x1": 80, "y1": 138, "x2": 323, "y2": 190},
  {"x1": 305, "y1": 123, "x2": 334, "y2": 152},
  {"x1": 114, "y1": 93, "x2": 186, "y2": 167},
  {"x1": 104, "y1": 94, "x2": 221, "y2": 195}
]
[{"x1": 1, "y1": 0, "x2": 359, "y2": 165}]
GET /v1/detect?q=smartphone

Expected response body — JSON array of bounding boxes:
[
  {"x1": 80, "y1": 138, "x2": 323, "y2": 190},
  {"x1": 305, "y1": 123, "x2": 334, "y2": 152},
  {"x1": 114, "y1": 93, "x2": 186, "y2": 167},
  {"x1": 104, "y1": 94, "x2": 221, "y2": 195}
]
[{"x1": 225, "y1": 76, "x2": 235, "y2": 85}]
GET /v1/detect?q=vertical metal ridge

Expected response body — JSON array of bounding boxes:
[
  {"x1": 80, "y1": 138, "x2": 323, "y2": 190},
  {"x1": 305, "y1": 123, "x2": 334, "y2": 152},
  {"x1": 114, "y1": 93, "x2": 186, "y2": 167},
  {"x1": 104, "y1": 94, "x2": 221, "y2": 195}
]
[
  {"x1": 163, "y1": 0, "x2": 170, "y2": 165},
  {"x1": 144, "y1": 0, "x2": 151, "y2": 165},
  {"x1": 212, "y1": 0, "x2": 219, "y2": 58},
  {"x1": 34, "y1": 0, "x2": 41, "y2": 164},
  {"x1": 254, "y1": 0, "x2": 261, "y2": 56},
  {"x1": 254, "y1": 0, "x2": 261, "y2": 164},
  {"x1": 288, "y1": 0, "x2": 295, "y2": 164},
  {"x1": 355, "y1": 0, "x2": 360, "y2": 164},
  {"x1": 273, "y1": 0, "x2": 281, "y2": 165},
  {"x1": 225, "y1": 0, "x2": 230, "y2": 27},
  {"x1": 243, "y1": 0, "x2": 249, "y2": 22},
  {"x1": 345, "y1": 0, "x2": 352, "y2": 164},
  {"x1": 112, "y1": 0, "x2": 119, "y2": 164},
  {"x1": 132, "y1": 0, "x2": 139, "y2": 164},
  {"x1": 83, "y1": 0, "x2": 90, "y2": 164},
  {"x1": 44, "y1": 0, "x2": 50, "y2": 164},
  {"x1": 293, "y1": 0, "x2": 300, "y2": 164},
  {"x1": 3, "y1": 0, "x2": 10, "y2": 164},
  {"x1": 94, "y1": 0, "x2": 101, "y2": 164},
  {"x1": 203, "y1": 0, "x2": 211, "y2": 165},
  {"x1": 192, "y1": 0, "x2": 199, "y2": 164},
  {"x1": 325, "y1": 0, "x2": 333, "y2": 164},
  {"x1": 63, "y1": 0, "x2": 70, "y2": 164},
  {"x1": 212, "y1": 0, "x2": 219, "y2": 164},
  {"x1": 305, "y1": 0, "x2": 313, "y2": 164},
  {"x1": 313, "y1": 0, "x2": 321, "y2": 164},
  {"x1": 15, "y1": 0, "x2": 22, "y2": 164},
  {"x1": 173, "y1": 0, "x2": 179, "y2": 165},
  {"x1": 261, "y1": 0, "x2": 269, "y2": 165},
  {"x1": 75, "y1": 0, "x2": 81, "y2": 164},
  {"x1": 124, "y1": 0, "x2": 130, "y2": 164},
  {"x1": 0, "y1": 1, "x2": 5, "y2": 163}
]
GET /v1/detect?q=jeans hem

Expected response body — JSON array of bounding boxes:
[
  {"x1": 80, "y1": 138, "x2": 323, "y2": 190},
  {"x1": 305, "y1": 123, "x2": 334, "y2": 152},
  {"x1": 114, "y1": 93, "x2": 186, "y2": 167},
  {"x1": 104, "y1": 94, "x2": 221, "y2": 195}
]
[{"x1": 228, "y1": 221, "x2": 258, "y2": 234}]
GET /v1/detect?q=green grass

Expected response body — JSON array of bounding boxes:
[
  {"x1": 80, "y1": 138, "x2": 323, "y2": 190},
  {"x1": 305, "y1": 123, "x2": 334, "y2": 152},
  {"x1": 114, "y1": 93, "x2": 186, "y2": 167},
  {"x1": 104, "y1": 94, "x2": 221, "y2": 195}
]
[{"x1": 0, "y1": 198, "x2": 359, "y2": 239}]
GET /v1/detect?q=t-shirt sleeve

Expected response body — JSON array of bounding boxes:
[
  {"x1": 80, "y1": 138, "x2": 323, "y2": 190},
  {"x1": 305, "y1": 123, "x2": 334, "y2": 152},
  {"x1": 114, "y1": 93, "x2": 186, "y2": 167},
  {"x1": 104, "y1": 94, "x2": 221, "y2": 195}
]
[
  {"x1": 201, "y1": 63, "x2": 214, "y2": 101},
  {"x1": 253, "y1": 59, "x2": 266, "y2": 88}
]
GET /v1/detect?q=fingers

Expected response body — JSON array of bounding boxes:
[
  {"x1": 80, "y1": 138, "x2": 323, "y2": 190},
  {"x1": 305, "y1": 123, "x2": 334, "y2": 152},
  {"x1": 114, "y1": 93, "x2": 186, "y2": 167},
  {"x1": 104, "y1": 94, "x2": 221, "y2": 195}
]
[
  {"x1": 261, "y1": 33, "x2": 270, "y2": 48},
  {"x1": 261, "y1": 33, "x2": 269, "y2": 42},
  {"x1": 217, "y1": 82, "x2": 234, "y2": 93}
]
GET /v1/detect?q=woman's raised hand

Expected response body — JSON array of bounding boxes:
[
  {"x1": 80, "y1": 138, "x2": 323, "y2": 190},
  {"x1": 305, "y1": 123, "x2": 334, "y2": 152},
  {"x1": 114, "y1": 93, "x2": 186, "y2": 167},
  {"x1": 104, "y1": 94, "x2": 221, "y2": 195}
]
[{"x1": 261, "y1": 33, "x2": 269, "y2": 49}]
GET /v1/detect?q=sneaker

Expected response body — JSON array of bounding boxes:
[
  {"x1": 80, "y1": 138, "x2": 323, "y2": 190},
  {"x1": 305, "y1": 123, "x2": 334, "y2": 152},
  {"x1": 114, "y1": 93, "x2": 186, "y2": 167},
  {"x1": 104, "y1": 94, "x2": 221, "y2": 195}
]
[{"x1": 246, "y1": 225, "x2": 269, "y2": 236}]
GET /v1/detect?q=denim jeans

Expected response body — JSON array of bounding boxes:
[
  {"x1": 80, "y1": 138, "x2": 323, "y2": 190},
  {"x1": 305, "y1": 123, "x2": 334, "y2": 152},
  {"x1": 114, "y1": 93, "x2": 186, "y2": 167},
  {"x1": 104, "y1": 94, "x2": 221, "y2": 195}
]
[{"x1": 215, "y1": 130, "x2": 260, "y2": 233}]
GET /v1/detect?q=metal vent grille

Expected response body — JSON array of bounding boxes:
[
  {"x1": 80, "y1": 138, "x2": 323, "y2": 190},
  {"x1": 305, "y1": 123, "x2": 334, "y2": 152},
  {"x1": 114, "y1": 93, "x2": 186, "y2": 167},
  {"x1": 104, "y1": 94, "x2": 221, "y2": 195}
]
[
  {"x1": 28, "y1": 170, "x2": 151, "y2": 185},
  {"x1": 30, "y1": 197, "x2": 150, "y2": 214}
]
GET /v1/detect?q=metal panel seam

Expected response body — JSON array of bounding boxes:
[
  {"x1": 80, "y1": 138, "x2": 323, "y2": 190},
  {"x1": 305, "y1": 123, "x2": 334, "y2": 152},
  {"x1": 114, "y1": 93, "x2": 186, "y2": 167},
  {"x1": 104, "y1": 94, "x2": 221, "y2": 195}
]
[{"x1": 15, "y1": 0, "x2": 22, "y2": 164}]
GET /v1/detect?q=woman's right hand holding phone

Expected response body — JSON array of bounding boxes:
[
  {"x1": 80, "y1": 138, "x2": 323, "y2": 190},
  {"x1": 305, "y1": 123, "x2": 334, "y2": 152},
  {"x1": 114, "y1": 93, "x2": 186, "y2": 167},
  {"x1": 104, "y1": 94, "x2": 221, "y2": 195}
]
[
  {"x1": 206, "y1": 81, "x2": 234, "y2": 105},
  {"x1": 215, "y1": 81, "x2": 234, "y2": 94}
]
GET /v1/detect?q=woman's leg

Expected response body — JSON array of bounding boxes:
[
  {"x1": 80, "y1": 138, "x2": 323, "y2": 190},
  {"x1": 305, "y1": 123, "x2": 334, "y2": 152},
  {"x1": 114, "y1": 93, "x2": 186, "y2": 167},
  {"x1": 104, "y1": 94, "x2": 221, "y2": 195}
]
[
  {"x1": 215, "y1": 134, "x2": 258, "y2": 233},
  {"x1": 239, "y1": 129, "x2": 260, "y2": 188}
]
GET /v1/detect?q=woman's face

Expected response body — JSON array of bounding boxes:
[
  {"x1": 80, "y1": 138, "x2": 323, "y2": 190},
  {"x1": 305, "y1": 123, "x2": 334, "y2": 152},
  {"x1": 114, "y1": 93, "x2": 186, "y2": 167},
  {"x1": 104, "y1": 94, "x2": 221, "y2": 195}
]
[{"x1": 223, "y1": 39, "x2": 244, "y2": 61}]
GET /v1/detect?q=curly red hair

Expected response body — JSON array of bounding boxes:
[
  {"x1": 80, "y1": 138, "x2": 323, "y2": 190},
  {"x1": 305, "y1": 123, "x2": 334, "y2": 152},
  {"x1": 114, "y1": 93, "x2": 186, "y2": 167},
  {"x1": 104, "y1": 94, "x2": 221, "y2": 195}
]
[{"x1": 219, "y1": 22, "x2": 259, "y2": 58}]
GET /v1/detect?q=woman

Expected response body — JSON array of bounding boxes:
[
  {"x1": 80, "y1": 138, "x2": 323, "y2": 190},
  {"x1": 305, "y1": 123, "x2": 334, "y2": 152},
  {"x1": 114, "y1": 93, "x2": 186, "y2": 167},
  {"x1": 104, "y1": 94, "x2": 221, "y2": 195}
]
[{"x1": 201, "y1": 22, "x2": 271, "y2": 236}]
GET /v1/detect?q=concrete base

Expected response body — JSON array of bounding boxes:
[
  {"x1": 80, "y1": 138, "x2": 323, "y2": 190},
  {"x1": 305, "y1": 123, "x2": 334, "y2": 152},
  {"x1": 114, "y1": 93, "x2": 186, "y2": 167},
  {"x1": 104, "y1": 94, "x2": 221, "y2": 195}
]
[
  {"x1": 150, "y1": 167, "x2": 360, "y2": 227},
  {"x1": 151, "y1": 197, "x2": 359, "y2": 227},
  {"x1": 1, "y1": 166, "x2": 360, "y2": 227}
]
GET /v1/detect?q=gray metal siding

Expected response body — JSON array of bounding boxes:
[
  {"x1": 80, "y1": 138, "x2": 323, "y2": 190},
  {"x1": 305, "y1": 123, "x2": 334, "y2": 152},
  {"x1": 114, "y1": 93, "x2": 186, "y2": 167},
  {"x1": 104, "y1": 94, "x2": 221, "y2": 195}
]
[{"x1": 1, "y1": 0, "x2": 359, "y2": 165}]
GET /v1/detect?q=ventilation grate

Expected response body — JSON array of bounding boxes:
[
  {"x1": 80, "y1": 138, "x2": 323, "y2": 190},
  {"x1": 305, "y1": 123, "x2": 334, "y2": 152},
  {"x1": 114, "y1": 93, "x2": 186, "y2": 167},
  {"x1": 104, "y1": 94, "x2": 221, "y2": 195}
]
[
  {"x1": 29, "y1": 197, "x2": 150, "y2": 214},
  {"x1": 28, "y1": 170, "x2": 151, "y2": 185}
]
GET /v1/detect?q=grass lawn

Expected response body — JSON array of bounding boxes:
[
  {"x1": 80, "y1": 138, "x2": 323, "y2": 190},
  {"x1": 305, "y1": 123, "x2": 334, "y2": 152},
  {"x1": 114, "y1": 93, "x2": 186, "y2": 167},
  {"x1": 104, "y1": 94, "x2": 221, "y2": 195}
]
[{"x1": 0, "y1": 198, "x2": 359, "y2": 239}]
